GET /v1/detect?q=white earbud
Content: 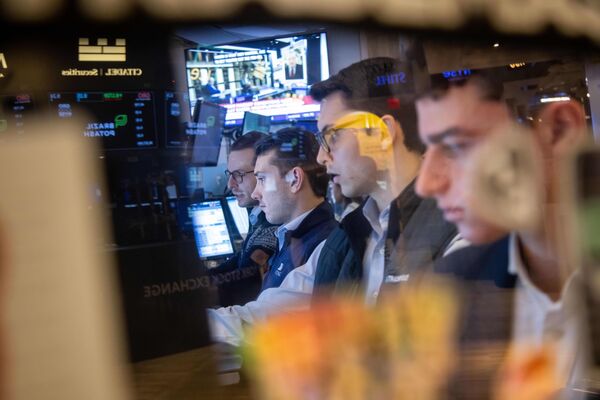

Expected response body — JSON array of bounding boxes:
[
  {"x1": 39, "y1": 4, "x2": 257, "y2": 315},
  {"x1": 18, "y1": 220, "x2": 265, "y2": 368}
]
[{"x1": 285, "y1": 170, "x2": 297, "y2": 185}]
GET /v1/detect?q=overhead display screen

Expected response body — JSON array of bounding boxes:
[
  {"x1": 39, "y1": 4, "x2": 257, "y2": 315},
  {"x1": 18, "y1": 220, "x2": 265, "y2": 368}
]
[
  {"x1": 49, "y1": 91, "x2": 158, "y2": 150},
  {"x1": 0, "y1": 94, "x2": 34, "y2": 138},
  {"x1": 184, "y1": 32, "x2": 329, "y2": 126}
]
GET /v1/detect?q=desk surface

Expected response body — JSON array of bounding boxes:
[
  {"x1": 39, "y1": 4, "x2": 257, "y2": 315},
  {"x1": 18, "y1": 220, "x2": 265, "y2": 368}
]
[{"x1": 132, "y1": 346, "x2": 253, "y2": 400}]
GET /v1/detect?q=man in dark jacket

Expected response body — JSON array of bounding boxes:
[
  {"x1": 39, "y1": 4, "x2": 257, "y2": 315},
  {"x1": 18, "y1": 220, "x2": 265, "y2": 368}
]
[{"x1": 310, "y1": 57, "x2": 458, "y2": 301}]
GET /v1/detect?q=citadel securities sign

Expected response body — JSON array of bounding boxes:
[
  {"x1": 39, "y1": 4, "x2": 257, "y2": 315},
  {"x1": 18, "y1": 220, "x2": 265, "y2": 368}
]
[
  {"x1": 3, "y1": 0, "x2": 600, "y2": 43},
  {"x1": 60, "y1": 38, "x2": 144, "y2": 78}
]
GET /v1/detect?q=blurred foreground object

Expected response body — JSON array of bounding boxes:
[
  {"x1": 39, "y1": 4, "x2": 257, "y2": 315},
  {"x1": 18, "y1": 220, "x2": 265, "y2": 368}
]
[
  {"x1": 3, "y1": 0, "x2": 600, "y2": 49},
  {"x1": 243, "y1": 279, "x2": 457, "y2": 400},
  {"x1": 493, "y1": 344, "x2": 561, "y2": 400},
  {"x1": 466, "y1": 122, "x2": 544, "y2": 233},
  {"x1": 571, "y1": 145, "x2": 600, "y2": 392},
  {"x1": 0, "y1": 119, "x2": 132, "y2": 400}
]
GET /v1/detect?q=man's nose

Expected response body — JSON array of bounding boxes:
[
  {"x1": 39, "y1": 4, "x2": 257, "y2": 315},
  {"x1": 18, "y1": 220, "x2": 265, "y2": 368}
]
[
  {"x1": 316, "y1": 146, "x2": 332, "y2": 166},
  {"x1": 415, "y1": 149, "x2": 449, "y2": 199},
  {"x1": 226, "y1": 174, "x2": 237, "y2": 190},
  {"x1": 251, "y1": 185, "x2": 260, "y2": 201}
]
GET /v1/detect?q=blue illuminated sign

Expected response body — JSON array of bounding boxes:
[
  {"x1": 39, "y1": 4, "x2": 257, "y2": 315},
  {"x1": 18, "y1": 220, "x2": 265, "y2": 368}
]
[{"x1": 442, "y1": 69, "x2": 472, "y2": 79}]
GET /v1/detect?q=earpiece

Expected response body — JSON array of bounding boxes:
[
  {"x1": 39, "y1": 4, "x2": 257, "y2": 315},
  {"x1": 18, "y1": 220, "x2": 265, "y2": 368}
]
[{"x1": 285, "y1": 170, "x2": 297, "y2": 186}]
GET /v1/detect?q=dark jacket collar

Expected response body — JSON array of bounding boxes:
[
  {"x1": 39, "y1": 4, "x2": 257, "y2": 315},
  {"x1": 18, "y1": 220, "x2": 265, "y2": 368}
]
[
  {"x1": 340, "y1": 179, "x2": 422, "y2": 254},
  {"x1": 288, "y1": 201, "x2": 335, "y2": 239}
]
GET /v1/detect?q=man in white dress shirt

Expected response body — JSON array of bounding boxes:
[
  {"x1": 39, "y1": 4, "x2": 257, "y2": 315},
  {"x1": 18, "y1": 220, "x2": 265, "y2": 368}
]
[{"x1": 415, "y1": 71, "x2": 589, "y2": 397}]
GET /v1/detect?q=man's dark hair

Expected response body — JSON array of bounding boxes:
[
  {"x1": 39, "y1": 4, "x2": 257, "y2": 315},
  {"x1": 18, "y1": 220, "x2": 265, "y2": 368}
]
[
  {"x1": 417, "y1": 71, "x2": 504, "y2": 102},
  {"x1": 230, "y1": 131, "x2": 268, "y2": 152},
  {"x1": 255, "y1": 127, "x2": 328, "y2": 197},
  {"x1": 310, "y1": 57, "x2": 424, "y2": 154}
]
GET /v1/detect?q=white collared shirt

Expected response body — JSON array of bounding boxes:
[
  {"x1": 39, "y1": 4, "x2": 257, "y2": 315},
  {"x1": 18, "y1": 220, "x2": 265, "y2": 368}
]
[
  {"x1": 508, "y1": 233, "x2": 582, "y2": 385},
  {"x1": 361, "y1": 197, "x2": 390, "y2": 306}
]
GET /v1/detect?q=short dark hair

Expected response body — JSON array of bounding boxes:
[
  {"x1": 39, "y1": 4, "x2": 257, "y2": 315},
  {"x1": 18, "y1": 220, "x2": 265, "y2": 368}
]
[
  {"x1": 230, "y1": 131, "x2": 268, "y2": 152},
  {"x1": 255, "y1": 127, "x2": 328, "y2": 197},
  {"x1": 417, "y1": 71, "x2": 504, "y2": 102},
  {"x1": 310, "y1": 57, "x2": 424, "y2": 154}
]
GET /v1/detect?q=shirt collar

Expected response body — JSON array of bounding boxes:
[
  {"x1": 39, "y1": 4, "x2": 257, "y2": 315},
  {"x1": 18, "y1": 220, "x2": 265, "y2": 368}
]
[
  {"x1": 508, "y1": 233, "x2": 579, "y2": 309},
  {"x1": 249, "y1": 206, "x2": 261, "y2": 226},
  {"x1": 275, "y1": 207, "x2": 315, "y2": 251},
  {"x1": 362, "y1": 197, "x2": 390, "y2": 238}
]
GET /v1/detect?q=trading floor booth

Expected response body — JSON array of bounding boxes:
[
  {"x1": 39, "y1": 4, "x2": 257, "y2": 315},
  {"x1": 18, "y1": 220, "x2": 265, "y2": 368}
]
[{"x1": 4, "y1": 9, "x2": 600, "y2": 400}]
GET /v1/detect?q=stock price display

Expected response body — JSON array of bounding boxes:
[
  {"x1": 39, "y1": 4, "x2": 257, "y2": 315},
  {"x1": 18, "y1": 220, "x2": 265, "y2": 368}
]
[
  {"x1": 0, "y1": 94, "x2": 34, "y2": 139},
  {"x1": 49, "y1": 91, "x2": 158, "y2": 150}
]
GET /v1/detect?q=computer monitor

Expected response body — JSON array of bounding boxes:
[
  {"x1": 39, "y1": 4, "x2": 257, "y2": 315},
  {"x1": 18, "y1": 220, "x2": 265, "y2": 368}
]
[
  {"x1": 189, "y1": 200, "x2": 235, "y2": 260},
  {"x1": 226, "y1": 196, "x2": 250, "y2": 237},
  {"x1": 191, "y1": 100, "x2": 227, "y2": 166},
  {"x1": 242, "y1": 111, "x2": 271, "y2": 134}
]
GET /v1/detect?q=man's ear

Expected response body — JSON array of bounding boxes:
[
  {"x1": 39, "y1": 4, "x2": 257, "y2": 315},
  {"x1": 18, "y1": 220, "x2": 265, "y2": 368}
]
[
  {"x1": 536, "y1": 100, "x2": 586, "y2": 157},
  {"x1": 380, "y1": 114, "x2": 400, "y2": 150},
  {"x1": 286, "y1": 167, "x2": 303, "y2": 193}
]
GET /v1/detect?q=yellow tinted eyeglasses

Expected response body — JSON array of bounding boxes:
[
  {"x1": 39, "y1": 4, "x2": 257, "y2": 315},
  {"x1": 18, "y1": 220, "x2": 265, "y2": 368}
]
[{"x1": 315, "y1": 112, "x2": 389, "y2": 153}]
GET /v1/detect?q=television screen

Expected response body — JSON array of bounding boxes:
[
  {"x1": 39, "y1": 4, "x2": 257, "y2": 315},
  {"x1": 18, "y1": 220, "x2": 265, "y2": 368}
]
[
  {"x1": 226, "y1": 196, "x2": 250, "y2": 237},
  {"x1": 190, "y1": 100, "x2": 227, "y2": 166},
  {"x1": 49, "y1": 91, "x2": 157, "y2": 150},
  {"x1": 190, "y1": 200, "x2": 235, "y2": 260},
  {"x1": 184, "y1": 31, "x2": 329, "y2": 126},
  {"x1": 242, "y1": 111, "x2": 271, "y2": 134}
]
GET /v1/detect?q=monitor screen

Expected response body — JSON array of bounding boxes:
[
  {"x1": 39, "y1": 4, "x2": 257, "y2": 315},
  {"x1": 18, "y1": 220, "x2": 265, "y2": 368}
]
[
  {"x1": 242, "y1": 111, "x2": 271, "y2": 134},
  {"x1": 184, "y1": 31, "x2": 329, "y2": 126},
  {"x1": 190, "y1": 100, "x2": 227, "y2": 166},
  {"x1": 49, "y1": 91, "x2": 158, "y2": 150},
  {"x1": 226, "y1": 196, "x2": 250, "y2": 237},
  {"x1": 190, "y1": 200, "x2": 235, "y2": 260}
]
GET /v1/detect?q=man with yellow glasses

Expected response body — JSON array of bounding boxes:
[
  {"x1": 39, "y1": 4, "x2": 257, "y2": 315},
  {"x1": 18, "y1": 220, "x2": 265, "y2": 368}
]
[{"x1": 309, "y1": 58, "x2": 458, "y2": 301}]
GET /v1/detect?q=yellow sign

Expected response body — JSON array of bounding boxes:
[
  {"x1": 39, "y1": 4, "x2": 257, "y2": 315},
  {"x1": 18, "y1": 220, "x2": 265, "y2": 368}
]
[{"x1": 78, "y1": 38, "x2": 126, "y2": 62}]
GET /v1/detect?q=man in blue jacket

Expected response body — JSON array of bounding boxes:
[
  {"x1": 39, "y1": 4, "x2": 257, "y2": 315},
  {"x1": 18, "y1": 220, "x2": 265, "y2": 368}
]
[
  {"x1": 252, "y1": 128, "x2": 338, "y2": 290},
  {"x1": 208, "y1": 127, "x2": 337, "y2": 344}
]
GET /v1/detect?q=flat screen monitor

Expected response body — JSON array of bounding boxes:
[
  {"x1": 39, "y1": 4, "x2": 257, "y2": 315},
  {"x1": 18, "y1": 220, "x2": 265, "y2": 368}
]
[
  {"x1": 189, "y1": 200, "x2": 235, "y2": 260},
  {"x1": 49, "y1": 91, "x2": 158, "y2": 150},
  {"x1": 242, "y1": 111, "x2": 271, "y2": 134},
  {"x1": 226, "y1": 196, "x2": 250, "y2": 237},
  {"x1": 191, "y1": 100, "x2": 227, "y2": 166},
  {"x1": 184, "y1": 31, "x2": 329, "y2": 126}
]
